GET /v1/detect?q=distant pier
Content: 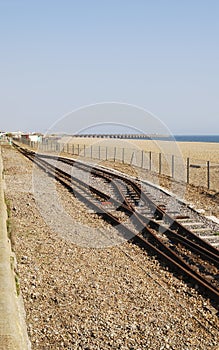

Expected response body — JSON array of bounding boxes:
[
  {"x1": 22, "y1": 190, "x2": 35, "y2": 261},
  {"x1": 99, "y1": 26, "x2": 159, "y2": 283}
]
[{"x1": 71, "y1": 134, "x2": 170, "y2": 140}]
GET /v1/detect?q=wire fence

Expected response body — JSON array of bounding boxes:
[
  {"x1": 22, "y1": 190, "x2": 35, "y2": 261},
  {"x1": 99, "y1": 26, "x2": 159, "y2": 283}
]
[{"x1": 18, "y1": 138, "x2": 219, "y2": 192}]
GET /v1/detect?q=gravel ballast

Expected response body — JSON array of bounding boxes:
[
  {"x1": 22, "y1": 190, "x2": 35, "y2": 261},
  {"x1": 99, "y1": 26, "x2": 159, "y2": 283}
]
[{"x1": 2, "y1": 145, "x2": 219, "y2": 349}]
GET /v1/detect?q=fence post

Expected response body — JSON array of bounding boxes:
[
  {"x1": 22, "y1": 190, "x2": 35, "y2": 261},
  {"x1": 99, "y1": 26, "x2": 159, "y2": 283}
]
[
  {"x1": 130, "y1": 152, "x2": 135, "y2": 165},
  {"x1": 149, "y1": 151, "x2": 152, "y2": 171},
  {"x1": 67, "y1": 143, "x2": 69, "y2": 153},
  {"x1": 122, "y1": 148, "x2": 125, "y2": 163},
  {"x1": 187, "y1": 158, "x2": 190, "y2": 184},
  {"x1": 114, "y1": 147, "x2": 116, "y2": 162},
  {"x1": 172, "y1": 155, "x2": 174, "y2": 178},
  {"x1": 106, "y1": 146, "x2": 108, "y2": 161},
  {"x1": 207, "y1": 161, "x2": 210, "y2": 190},
  {"x1": 141, "y1": 150, "x2": 144, "y2": 168},
  {"x1": 159, "y1": 153, "x2": 162, "y2": 175}
]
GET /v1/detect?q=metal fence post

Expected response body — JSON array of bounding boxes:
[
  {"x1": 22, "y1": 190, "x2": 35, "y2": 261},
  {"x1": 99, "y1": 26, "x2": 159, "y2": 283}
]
[
  {"x1": 130, "y1": 152, "x2": 135, "y2": 165},
  {"x1": 141, "y1": 150, "x2": 144, "y2": 168},
  {"x1": 187, "y1": 158, "x2": 190, "y2": 184},
  {"x1": 207, "y1": 161, "x2": 210, "y2": 190},
  {"x1": 172, "y1": 155, "x2": 174, "y2": 178},
  {"x1": 149, "y1": 151, "x2": 152, "y2": 171},
  {"x1": 122, "y1": 148, "x2": 125, "y2": 163},
  {"x1": 159, "y1": 153, "x2": 162, "y2": 175},
  {"x1": 114, "y1": 147, "x2": 116, "y2": 162}
]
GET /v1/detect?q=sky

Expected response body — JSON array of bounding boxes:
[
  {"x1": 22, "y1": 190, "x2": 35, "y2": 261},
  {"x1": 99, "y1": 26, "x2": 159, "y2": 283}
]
[{"x1": 0, "y1": 0, "x2": 219, "y2": 134}]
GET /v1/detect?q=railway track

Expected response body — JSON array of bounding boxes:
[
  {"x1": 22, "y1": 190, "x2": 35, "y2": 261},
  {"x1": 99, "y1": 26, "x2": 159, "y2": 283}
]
[
  {"x1": 45, "y1": 152, "x2": 219, "y2": 249},
  {"x1": 13, "y1": 143, "x2": 219, "y2": 307}
]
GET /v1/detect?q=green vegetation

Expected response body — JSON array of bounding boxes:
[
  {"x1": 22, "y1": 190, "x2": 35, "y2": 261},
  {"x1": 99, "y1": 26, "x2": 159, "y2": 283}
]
[
  {"x1": 10, "y1": 255, "x2": 14, "y2": 270},
  {"x1": 5, "y1": 197, "x2": 11, "y2": 234},
  {"x1": 10, "y1": 256, "x2": 20, "y2": 296},
  {"x1": 4, "y1": 196, "x2": 15, "y2": 250},
  {"x1": 5, "y1": 196, "x2": 11, "y2": 216},
  {"x1": 15, "y1": 274, "x2": 20, "y2": 296}
]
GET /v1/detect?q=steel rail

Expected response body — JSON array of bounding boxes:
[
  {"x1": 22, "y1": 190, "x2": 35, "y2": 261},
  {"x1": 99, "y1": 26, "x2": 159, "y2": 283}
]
[
  {"x1": 39, "y1": 152, "x2": 219, "y2": 258},
  {"x1": 15, "y1": 144, "x2": 219, "y2": 265},
  {"x1": 13, "y1": 143, "x2": 219, "y2": 304}
]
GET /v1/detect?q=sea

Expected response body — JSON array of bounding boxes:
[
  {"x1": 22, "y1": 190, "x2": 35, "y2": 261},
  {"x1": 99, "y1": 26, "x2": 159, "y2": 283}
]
[{"x1": 173, "y1": 135, "x2": 219, "y2": 143}]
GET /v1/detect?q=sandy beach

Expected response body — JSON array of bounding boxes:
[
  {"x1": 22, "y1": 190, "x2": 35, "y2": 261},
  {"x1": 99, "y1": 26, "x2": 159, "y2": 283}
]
[{"x1": 59, "y1": 137, "x2": 219, "y2": 163}]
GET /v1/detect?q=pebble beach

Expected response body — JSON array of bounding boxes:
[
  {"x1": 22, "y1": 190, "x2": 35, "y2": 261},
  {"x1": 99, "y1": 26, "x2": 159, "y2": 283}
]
[{"x1": 1, "y1": 144, "x2": 219, "y2": 349}]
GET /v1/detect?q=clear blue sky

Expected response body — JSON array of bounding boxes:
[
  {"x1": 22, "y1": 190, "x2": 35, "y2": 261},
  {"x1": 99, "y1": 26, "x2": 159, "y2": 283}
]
[{"x1": 0, "y1": 0, "x2": 218, "y2": 134}]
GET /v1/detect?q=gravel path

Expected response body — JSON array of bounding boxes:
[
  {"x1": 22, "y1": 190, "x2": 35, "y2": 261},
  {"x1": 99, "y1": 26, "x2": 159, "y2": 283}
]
[{"x1": 2, "y1": 146, "x2": 219, "y2": 349}]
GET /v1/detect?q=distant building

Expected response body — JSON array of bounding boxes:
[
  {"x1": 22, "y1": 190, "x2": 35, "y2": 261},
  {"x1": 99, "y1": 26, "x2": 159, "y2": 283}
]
[
  {"x1": 20, "y1": 133, "x2": 43, "y2": 143},
  {"x1": 10, "y1": 131, "x2": 23, "y2": 139},
  {"x1": 29, "y1": 134, "x2": 42, "y2": 142}
]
